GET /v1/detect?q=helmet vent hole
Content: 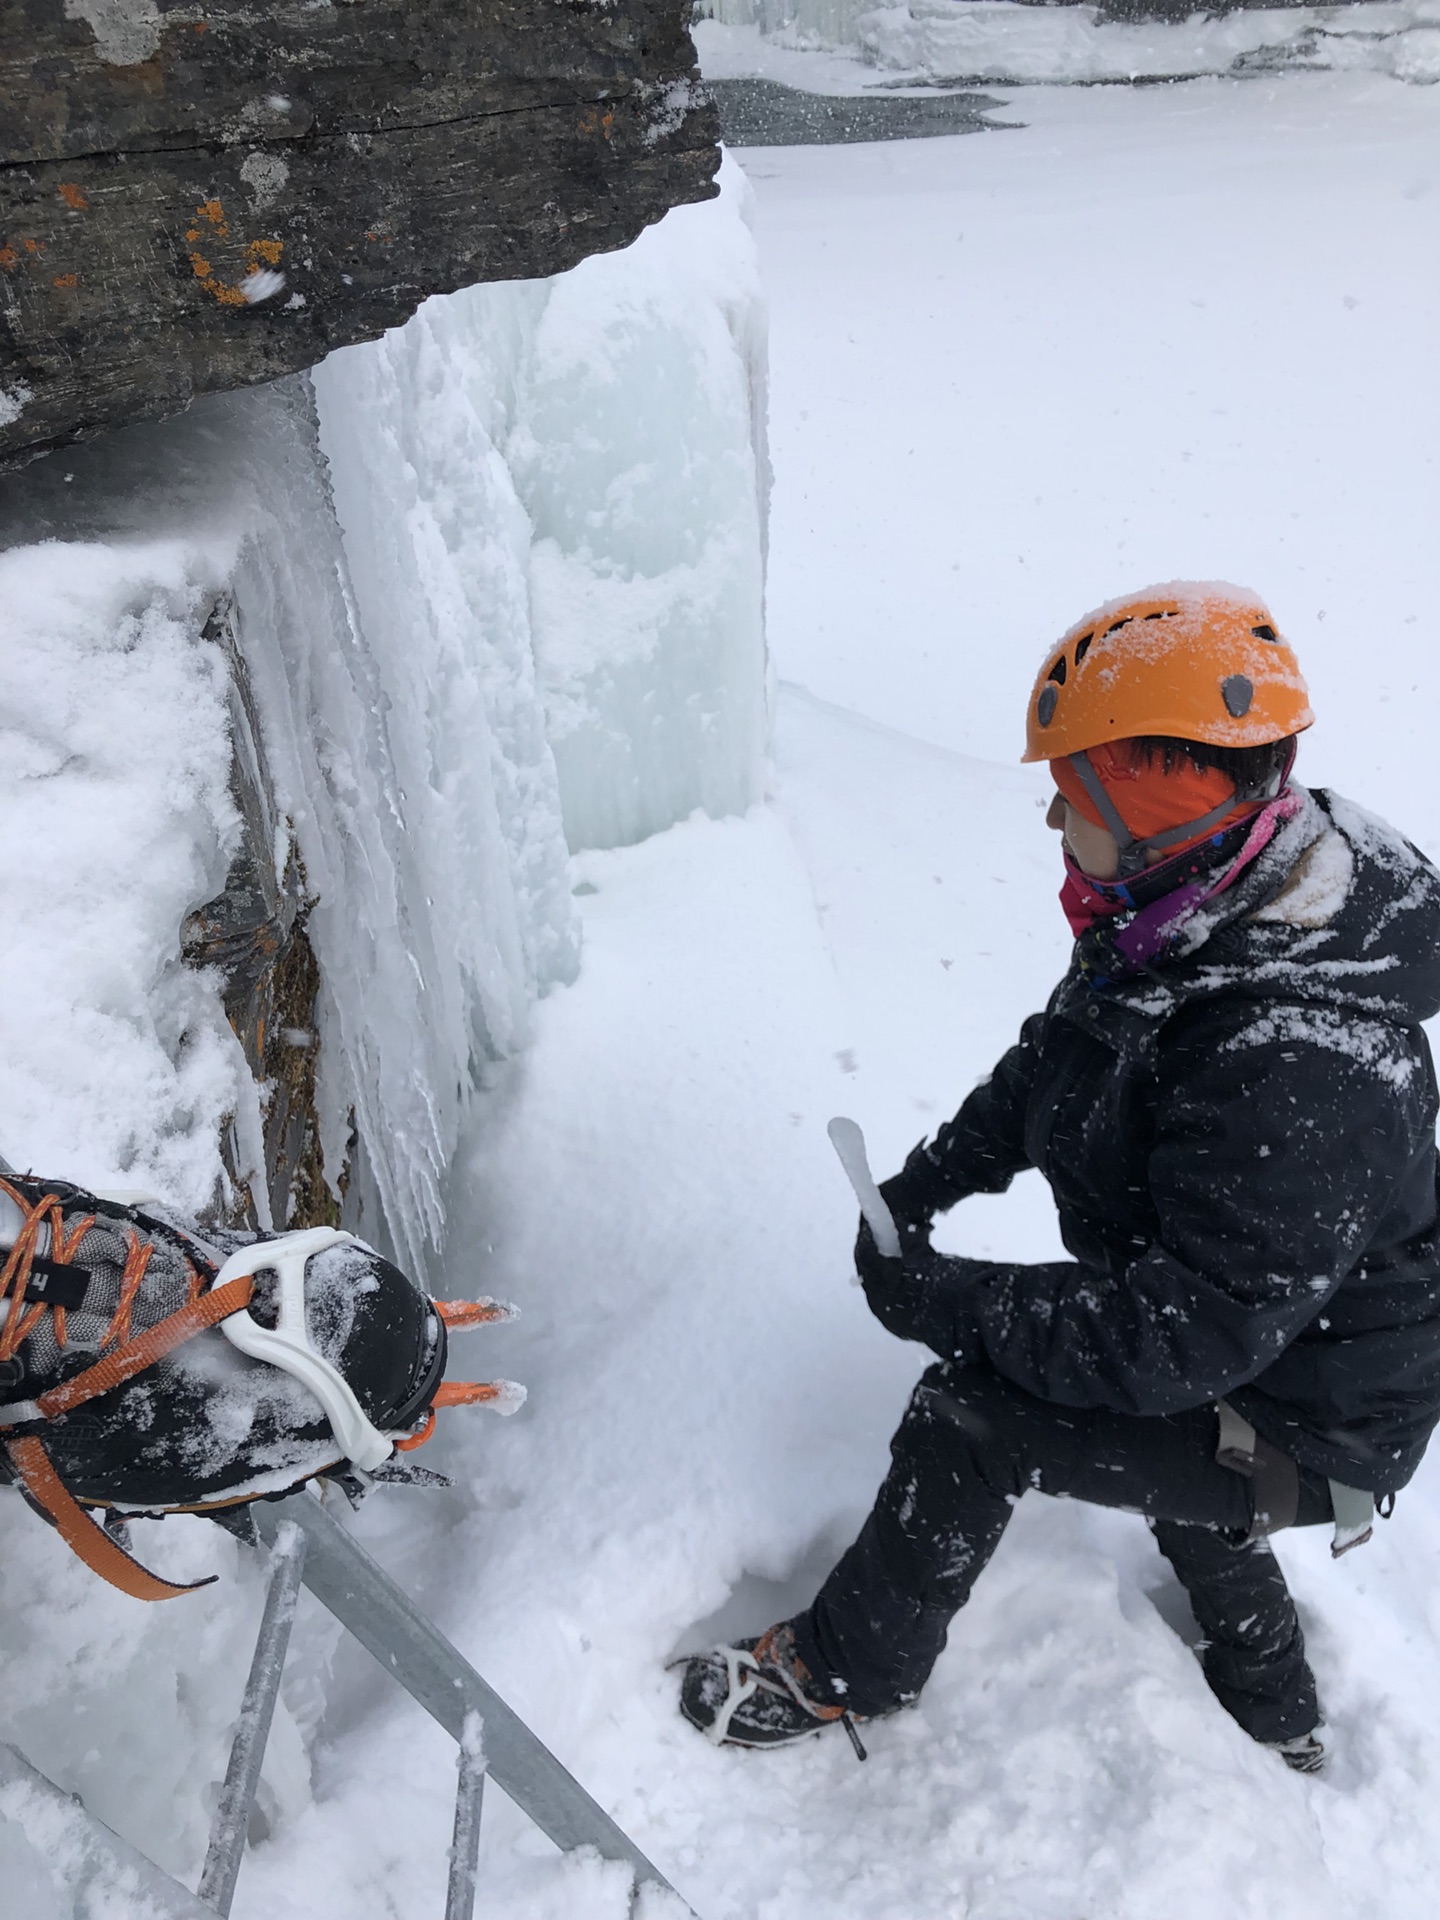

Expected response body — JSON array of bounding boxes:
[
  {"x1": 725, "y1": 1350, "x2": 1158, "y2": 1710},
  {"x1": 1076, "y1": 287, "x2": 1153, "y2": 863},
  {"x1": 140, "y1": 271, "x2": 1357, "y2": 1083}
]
[
  {"x1": 1105, "y1": 617, "x2": 1133, "y2": 636},
  {"x1": 1037, "y1": 685, "x2": 1059, "y2": 727},
  {"x1": 1222, "y1": 674, "x2": 1254, "y2": 718},
  {"x1": 1046, "y1": 656, "x2": 1067, "y2": 687},
  {"x1": 1073, "y1": 634, "x2": 1092, "y2": 664},
  {"x1": 1252, "y1": 623, "x2": 1278, "y2": 642}
]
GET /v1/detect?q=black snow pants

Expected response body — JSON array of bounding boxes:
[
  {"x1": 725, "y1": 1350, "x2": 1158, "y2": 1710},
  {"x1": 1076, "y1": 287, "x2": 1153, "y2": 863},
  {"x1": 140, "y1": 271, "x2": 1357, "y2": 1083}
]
[{"x1": 794, "y1": 1360, "x2": 1334, "y2": 1743}]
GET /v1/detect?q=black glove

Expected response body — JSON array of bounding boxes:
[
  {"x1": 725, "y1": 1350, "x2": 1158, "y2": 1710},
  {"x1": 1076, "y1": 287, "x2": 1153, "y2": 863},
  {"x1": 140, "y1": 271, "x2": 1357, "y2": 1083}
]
[{"x1": 854, "y1": 1215, "x2": 983, "y2": 1361}]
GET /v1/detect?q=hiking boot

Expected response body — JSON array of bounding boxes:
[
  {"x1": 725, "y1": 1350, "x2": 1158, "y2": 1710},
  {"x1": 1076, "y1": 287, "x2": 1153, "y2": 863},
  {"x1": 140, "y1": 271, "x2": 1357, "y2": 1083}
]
[
  {"x1": 0, "y1": 1173, "x2": 514, "y2": 1597},
  {"x1": 676, "y1": 1620, "x2": 869, "y2": 1758},
  {"x1": 1266, "y1": 1729, "x2": 1326, "y2": 1774},
  {"x1": 0, "y1": 1178, "x2": 446, "y2": 1515}
]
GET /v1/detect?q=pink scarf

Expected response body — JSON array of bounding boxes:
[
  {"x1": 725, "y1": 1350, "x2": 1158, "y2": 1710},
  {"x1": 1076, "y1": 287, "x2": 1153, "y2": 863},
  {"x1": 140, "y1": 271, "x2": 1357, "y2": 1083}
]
[{"x1": 1061, "y1": 788, "x2": 1304, "y2": 971}]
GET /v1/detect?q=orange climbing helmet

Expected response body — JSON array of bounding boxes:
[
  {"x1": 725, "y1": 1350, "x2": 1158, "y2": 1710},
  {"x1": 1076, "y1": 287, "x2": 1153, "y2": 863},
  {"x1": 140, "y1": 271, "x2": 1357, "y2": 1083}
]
[{"x1": 1022, "y1": 581, "x2": 1313, "y2": 763}]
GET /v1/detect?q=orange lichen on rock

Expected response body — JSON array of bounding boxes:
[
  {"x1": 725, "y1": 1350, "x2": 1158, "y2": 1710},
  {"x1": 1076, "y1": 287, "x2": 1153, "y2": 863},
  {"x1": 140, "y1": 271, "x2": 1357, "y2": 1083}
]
[
  {"x1": 196, "y1": 199, "x2": 228, "y2": 236},
  {"x1": 58, "y1": 184, "x2": 89, "y2": 211},
  {"x1": 245, "y1": 237, "x2": 283, "y2": 266},
  {"x1": 0, "y1": 244, "x2": 16, "y2": 268},
  {"x1": 51, "y1": 273, "x2": 78, "y2": 288}
]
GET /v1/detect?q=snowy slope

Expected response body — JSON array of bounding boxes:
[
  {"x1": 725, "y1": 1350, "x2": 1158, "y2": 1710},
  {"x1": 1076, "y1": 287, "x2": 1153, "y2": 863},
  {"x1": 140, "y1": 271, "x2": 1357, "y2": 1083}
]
[{"x1": 224, "y1": 71, "x2": 1440, "y2": 1920}]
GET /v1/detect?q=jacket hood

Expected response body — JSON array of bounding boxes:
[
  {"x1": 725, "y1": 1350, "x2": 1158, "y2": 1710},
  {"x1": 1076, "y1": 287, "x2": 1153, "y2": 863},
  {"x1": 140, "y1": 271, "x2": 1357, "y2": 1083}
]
[{"x1": 1084, "y1": 786, "x2": 1440, "y2": 1029}]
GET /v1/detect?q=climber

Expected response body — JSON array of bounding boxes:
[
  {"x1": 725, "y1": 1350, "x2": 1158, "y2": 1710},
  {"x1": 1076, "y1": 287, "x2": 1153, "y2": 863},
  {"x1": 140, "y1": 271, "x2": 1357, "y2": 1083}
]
[{"x1": 678, "y1": 582, "x2": 1440, "y2": 1773}]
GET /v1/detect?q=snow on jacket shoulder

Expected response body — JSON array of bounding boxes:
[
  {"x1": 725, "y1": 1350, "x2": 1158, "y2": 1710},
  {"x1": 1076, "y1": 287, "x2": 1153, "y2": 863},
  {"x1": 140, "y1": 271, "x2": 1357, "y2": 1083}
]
[{"x1": 890, "y1": 787, "x2": 1440, "y2": 1493}]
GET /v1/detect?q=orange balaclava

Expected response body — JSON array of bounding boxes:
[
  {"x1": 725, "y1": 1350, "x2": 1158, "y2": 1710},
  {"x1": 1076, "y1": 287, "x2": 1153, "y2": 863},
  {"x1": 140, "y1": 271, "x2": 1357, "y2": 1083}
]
[{"x1": 1050, "y1": 741, "x2": 1261, "y2": 867}]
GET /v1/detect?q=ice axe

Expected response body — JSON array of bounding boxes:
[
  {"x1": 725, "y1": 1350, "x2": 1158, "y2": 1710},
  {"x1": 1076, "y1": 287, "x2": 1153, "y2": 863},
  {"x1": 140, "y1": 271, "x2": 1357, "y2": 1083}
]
[{"x1": 827, "y1": 1116, "x2": 901, "y2": 1259}]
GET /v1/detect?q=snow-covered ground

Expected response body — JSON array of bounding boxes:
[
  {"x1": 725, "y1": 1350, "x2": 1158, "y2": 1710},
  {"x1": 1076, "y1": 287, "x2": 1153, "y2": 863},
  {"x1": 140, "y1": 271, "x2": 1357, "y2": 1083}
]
[{"x1": 5, "y1": 65, "x2": 1440, "y2": 1920}]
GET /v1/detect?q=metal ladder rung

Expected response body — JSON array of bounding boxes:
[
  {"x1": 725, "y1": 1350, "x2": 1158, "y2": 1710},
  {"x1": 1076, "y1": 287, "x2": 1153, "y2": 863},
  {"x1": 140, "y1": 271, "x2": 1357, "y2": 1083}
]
[
  {"x1": 198, "y1": 1519, "x2": 309, "y2": 1917},
  {"x1": 446, "y1": 1711, "x2": 487, "y2": 1920}
]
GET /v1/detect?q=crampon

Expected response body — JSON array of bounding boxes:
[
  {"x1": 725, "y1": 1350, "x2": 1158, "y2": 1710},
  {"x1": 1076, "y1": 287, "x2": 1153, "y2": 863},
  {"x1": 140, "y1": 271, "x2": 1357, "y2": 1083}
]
[{"x1": 0, "y1": 1173, "x2": 520, "y2": 1600}]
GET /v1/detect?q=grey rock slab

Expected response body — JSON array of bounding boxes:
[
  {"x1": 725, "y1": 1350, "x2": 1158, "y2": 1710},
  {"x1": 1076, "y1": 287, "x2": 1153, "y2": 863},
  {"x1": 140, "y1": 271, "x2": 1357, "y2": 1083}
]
[{"x1": 1, "y1": 0, "x2": 720, "y2": 463}]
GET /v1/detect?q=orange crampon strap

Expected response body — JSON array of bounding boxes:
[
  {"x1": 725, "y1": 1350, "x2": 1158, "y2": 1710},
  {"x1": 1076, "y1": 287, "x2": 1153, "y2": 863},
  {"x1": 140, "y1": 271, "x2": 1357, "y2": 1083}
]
[
  {"x1": 4, "y1": 1436, "x2": 217, "y2": 1601},
  {"x1": 31, "y1": 1273, "x2": 255, "y2": 1421},
  {"x1": 0, "y1": 1181, "x2": 257, "y2": 1600},
  {"x1": 0, "y1": 1177, "x2": 208, "y2": 1373}
]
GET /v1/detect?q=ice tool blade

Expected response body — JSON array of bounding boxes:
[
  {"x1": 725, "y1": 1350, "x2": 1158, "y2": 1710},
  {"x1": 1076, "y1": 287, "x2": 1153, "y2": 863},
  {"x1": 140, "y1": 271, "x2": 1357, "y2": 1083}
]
[{"x1": 827, "y1": 1117, "x2": 901, "y2": 1259}]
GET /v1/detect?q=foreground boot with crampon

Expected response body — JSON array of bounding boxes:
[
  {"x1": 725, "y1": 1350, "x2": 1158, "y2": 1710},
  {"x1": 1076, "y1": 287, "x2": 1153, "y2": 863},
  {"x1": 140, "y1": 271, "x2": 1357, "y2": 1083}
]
[
  {"x1": 676, "y1": 1620, "x2": 871, "y2": 1760},
  {"x1": 0, "y1": 1174, "x2": 519, "y2": 1599}
]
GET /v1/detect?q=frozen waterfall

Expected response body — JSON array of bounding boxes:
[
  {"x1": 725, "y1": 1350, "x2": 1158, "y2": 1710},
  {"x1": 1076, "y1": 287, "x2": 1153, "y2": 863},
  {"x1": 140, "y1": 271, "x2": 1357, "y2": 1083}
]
[{"x1": 0, "y1": 156, "x2": 768, "y2": 1279}]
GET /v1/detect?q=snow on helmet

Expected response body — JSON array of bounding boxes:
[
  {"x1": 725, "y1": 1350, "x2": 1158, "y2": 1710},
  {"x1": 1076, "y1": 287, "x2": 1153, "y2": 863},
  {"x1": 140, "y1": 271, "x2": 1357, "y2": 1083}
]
[{"x1": 1022, "y1": 581, "x2": 1313, "y2": 763}]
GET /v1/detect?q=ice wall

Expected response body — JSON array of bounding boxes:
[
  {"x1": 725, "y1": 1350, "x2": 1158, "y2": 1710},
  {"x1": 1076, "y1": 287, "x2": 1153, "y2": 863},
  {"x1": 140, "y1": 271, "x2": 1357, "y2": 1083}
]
[
  {"x1": 0, "y1": 377, "x2": 576, "y2": 1277},
  {"x1": 696, "y1": 0, "x2": 1440, "y2": 85},
  {"x1": 314, "y1": 155, "x2": 769, "y2": 855},
  {"x1": 0, "y1": 155, "x2": 766, "y2": 1282},
  {"x1": 513, "y1": 156, "x2": 770, "y2": 851}
]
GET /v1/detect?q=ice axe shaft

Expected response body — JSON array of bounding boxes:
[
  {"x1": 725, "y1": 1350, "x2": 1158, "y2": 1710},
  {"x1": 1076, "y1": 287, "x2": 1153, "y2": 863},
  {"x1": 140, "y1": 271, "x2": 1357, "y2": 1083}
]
[{"x1": 827, "y1": 1117, "x2": 901, "y2": 1259}]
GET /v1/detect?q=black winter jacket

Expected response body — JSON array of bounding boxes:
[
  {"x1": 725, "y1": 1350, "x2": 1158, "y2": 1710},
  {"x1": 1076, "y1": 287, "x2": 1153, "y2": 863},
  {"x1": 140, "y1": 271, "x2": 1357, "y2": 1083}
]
[{"x1": 884, "y1": 788, "x2": 1440, "y2": 1494}]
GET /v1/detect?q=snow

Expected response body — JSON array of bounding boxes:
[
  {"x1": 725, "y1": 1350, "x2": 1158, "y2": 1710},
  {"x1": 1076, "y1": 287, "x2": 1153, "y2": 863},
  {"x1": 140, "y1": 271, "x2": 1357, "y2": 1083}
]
[
  {"x1": 0, "y1": 540, "x2": 243, "y2": 1212},
  {"x1": 696, "y1": 0, "x2": 1440, "y2": 86},
  {"x1": 4, "y1": 56, "x2": 1440, "y2": 1920},
  {"x1": 747, "y1": 72, "x2": 1440, "y2": 851},
  {"x1": 0, "y1": 374, "x2": 568, "y2": 1265}
]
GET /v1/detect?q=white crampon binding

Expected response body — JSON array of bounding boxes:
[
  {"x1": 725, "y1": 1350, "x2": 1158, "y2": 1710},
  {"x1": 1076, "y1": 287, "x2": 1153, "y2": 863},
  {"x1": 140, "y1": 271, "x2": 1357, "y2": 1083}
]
[
  {"x1": 212, "y1": 1228, "x2": 399, "y2": 1472},
  {"x1": 704, "y1": 1644, "x2": 764, "y2": 1746}
]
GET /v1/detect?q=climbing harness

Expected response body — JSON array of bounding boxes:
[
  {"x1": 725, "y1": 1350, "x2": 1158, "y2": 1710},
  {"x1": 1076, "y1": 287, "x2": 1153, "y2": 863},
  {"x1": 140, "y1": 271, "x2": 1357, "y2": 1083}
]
[{"x1": 1215, "y1": 1399, "x2": 1379, "y2": 1557}]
